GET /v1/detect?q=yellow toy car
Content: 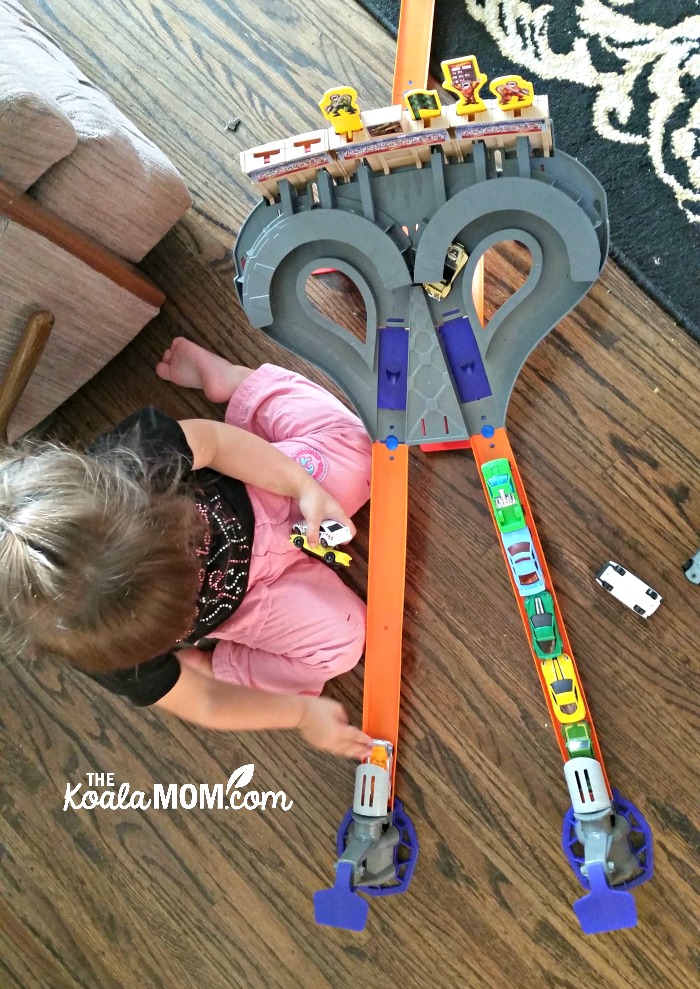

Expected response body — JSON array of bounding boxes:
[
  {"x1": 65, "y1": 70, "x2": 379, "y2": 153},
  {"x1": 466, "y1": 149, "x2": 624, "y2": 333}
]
[
  {"x1": 422, "y1": 242, "x2": 469, "y2": 300},
  {"x1": 542, "y1": 655, "x2": 585, "y2": 723},
  {"x1": 290, "y1": 525, "x2": 352, "y2": 567}
]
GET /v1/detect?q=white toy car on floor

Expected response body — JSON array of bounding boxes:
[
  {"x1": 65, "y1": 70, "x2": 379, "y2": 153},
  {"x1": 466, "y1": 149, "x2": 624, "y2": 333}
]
[
  {"x1": 681, "y1": 549, "x2": 700, "y2": 584},
  {"x1": 595, "y1": 561, "x2": 662, "y2": 618}
]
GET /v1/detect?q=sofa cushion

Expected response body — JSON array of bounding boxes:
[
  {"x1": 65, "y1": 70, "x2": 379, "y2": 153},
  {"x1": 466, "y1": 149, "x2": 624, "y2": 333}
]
[
  {"x1": 33, "y1": 83, "x2": 193, "y2": 263},
  {"x1": 0, "y1": 1, "x2": 78, "y2": 188},
  {"x1": 0, "y1": 0, "x2": 192, "y2": 261}
]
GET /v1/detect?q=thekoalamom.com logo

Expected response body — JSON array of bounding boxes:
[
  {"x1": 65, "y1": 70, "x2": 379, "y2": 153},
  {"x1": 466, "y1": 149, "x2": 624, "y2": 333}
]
[{"x1": 63, "y1": 765, "x2": 293, "y2": 812}]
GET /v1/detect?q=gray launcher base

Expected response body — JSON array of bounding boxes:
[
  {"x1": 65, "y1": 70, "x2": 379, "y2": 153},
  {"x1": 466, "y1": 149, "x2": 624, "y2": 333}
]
[{"x1": 235, "y1": 138, "x2": 608, "y2": 444}]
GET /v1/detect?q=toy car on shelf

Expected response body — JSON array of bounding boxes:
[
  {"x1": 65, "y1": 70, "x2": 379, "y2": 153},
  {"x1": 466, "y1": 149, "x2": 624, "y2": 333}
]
[
  {"x1": 681, "y1": 548, "x2": 700, "y2": 584},
  {"x1": 595, "y1": 561, "x2": 662, "y2": 617},
  {"x1": 422, "y1": 241, "x2": 468, "y2": 300},
  {"x1": 501, "y1": 526, "x2": 545, "y2": 596},
  {"x1": 290, "y1": 518, "x2": 352, "y2": 567},
  {"x1": 481, "y1": 458, "x2": 526, "y2": 533},
  {"x1": 542, "y1": 655, "x2": 585, "y2": 723},
  {"x1": 562, "y1": 722, "x2": 594, "y2": 759},
  {"x1": 525, "y1": 591, "x2": 562, "y2": 659}
]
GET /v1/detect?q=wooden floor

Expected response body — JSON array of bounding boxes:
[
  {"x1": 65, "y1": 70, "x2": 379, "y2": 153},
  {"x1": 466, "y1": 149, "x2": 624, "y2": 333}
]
[{"x1": 2, "y1": 2, "x2": 699, "y2": 987}]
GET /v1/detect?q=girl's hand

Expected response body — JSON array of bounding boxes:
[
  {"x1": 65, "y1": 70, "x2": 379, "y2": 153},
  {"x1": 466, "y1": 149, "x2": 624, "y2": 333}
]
[
  {"x1": 296, "y1": 477, "x2": 355, "y2": 546},
  {"x1": 297, "y1": 696, "x2": 373, "y2": 760}
]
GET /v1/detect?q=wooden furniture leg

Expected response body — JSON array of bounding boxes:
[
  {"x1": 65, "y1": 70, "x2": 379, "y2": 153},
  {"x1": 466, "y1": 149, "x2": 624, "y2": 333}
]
[{"x1": 0, "y1": 311, "x2": 55, "y2": 442}]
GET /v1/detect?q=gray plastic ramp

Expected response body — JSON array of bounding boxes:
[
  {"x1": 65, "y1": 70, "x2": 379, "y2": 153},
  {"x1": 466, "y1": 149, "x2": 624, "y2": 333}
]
[{"x1": 235, "y1": 140, "x2": 608, "y2": 443}]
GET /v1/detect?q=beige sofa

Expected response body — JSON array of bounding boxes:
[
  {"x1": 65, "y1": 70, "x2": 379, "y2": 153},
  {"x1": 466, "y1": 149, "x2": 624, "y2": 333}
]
[{"x1": 0, "y1": 0, "x2": 192, "y2": 439}]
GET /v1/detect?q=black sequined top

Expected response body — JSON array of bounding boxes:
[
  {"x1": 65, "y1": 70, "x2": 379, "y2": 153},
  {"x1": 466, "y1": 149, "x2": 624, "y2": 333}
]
[{"x1": 85, "y1": 408, "x2": 255, "y2": 706}]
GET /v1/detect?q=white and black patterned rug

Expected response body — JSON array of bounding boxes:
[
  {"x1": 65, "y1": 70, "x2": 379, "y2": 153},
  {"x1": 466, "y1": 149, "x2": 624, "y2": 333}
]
[{"x1": 357, "y1": 0, "x2": 700, "y2": 342}]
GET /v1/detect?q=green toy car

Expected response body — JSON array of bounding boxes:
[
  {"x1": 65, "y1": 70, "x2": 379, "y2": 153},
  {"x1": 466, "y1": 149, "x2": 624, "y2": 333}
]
[
  {"x1": 562, "y1": 722, "x2": 594, "y2": 759},
  {"x1": 480, "y1": 458, "x2": 526, "y2": 533},
  {"x1": 525, "y1": 591, "x2": 562, "y2": 659}
]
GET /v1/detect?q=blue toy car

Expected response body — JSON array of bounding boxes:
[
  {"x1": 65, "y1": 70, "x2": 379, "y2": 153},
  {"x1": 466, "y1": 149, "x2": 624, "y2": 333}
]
[{"x1": 501, "y1": 526, "x2": 546, "y2": 596}]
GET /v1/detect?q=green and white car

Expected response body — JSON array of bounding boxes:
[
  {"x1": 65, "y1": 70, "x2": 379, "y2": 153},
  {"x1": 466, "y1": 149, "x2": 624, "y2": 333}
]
[
  {"x1": 562, "y1": 722, "x2": 594, "y2": 759},
  {"x1": 481, "y1": 458, "x2": 526, "y2": 533}
]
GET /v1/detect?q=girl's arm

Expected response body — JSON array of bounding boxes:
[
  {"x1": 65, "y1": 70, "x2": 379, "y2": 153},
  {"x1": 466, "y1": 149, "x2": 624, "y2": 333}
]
[
  {"x1": 179, "y1": 418, "x2": 354, "y2": 545},
  {"x1": 155, "y1": 663, "x2": 372, "y2": 760}
]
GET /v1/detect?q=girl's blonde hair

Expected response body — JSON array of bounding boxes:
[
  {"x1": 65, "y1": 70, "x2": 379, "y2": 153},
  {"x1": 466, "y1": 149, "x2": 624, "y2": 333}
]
[{"x1": 0, "y1": 436, "x2": 204, "y2": 674}]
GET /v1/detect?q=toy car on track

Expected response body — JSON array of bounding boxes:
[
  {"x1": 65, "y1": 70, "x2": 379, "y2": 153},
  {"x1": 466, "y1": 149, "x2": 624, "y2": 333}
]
[
  {"x1": 562, "y1": 722, "x2": 594, "y2": 759},
  {"x1": 501, "y1": 526, "x2": 545, "y2": 596},
  {"x1": 542, "y1": 654, "x2": 585, "y2": 723},
  {"x1": 595, "y1": 561, "x2": 662, "y2": 617},
  {"x1": 525, "y1": 591, "x2": 562, "y2": 659},
  {"x1": 366, "y1": 739, "x2": 393, "y2": 774},
  {"x1": 481, "y1": 458, "x2": 526, "y2": 533},
  {"x1": 422, "y1": 242, "x2": 469, "y2": 300}
]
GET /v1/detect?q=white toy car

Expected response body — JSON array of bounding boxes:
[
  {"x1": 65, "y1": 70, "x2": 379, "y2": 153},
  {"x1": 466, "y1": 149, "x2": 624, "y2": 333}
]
[
  {"x1": 681, "y1": 549, "x2": 700, "y2": 584},
  {"x1": 291, "y1": 519, "x2": 352, "y2": 548},
  {"x1": 595, "y1": 561, "x2": 662, "y2": 618}
]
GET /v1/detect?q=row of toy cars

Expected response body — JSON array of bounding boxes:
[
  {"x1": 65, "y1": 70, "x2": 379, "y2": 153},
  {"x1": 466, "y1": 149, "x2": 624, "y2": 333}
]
[{"x1": 481, "y1": 458, "x2": 594, "y2": 760}]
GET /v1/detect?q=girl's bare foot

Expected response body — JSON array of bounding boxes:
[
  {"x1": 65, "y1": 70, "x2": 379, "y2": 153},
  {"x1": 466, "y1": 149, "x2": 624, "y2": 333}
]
[{"x1": 156, "y1": 338, "x2": 253, "y2": 403}]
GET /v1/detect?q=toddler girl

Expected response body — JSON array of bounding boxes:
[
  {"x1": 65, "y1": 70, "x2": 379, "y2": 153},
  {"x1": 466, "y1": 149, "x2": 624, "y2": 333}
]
[{"x1": 0, "y1": 339, "x2": 373, "y2": 759}]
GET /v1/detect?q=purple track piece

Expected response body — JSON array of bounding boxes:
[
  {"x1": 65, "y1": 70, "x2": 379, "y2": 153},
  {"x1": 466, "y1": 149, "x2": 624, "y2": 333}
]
[
  {"x1": 562, "y1": 789, "x2": 654, "y2": 892},
  {"x1": 562, "y1": 789, "x2": 654, "y2": 935},
  {"x1": 438, "y1": 316, "x2": 492, "y2": 404},
  {"x1": 335, "y1": 797, "x2": 419, "y2": 898},
  {"x1": 314, "y1": 799, "x2": 418, "y2": 930},
  {"x1": 313, "y1": 862, "x2": 369, "y2": 931},
  {"x1": 377, "y1": 325, "x2": 409, "y2": 410},
  {"x1": 573, "y1": 862, "x2": 637, "y2": 935}
]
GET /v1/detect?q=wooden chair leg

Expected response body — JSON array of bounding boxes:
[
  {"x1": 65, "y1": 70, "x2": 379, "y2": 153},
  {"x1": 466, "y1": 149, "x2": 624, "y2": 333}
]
[{"x1": 0, "y1": 311, "x2": 55, "y2": 443}]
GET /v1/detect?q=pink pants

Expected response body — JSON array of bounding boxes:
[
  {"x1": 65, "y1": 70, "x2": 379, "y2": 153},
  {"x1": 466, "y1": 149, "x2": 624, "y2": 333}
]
[{"x1": 209, "y1": 364, "x2": 372, "y2": 696}]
